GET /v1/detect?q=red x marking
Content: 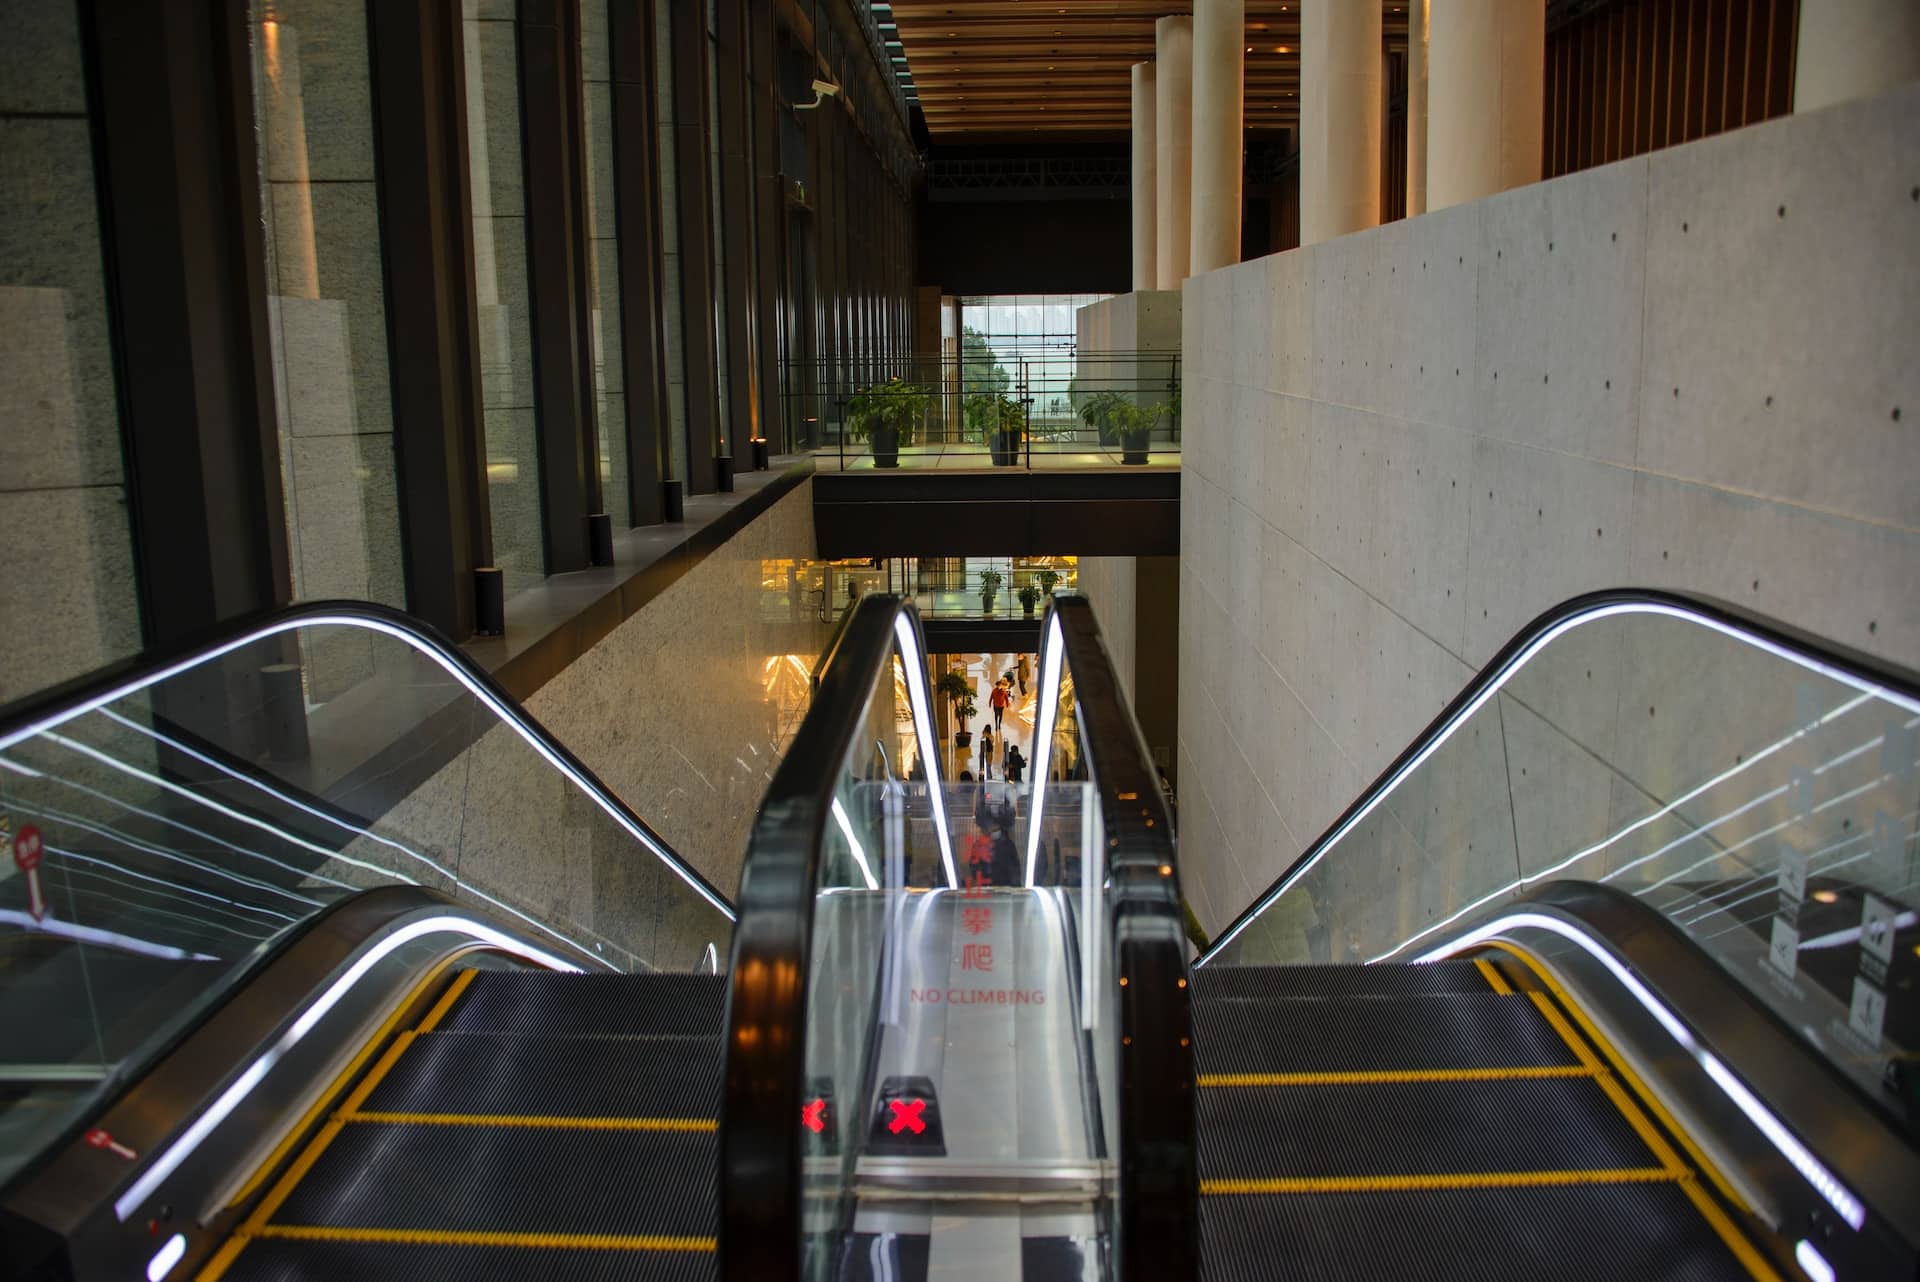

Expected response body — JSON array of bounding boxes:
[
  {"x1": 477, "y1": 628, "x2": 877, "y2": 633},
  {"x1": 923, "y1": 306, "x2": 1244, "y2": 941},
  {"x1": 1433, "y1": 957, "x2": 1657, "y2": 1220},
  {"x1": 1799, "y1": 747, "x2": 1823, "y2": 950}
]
[
  {"x1": 801, "y1": 1099, "x2": 827, "y2": 1134},
  {"x1": 886, "y1": 1098, "x2": 926, "y2": 1135}
]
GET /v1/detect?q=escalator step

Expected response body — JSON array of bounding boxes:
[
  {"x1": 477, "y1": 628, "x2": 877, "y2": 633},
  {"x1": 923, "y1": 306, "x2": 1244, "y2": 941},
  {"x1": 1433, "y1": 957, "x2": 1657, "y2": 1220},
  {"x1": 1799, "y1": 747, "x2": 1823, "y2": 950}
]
[
  {"x1": 1192, "y1": 991, "x2": 1579, "y2": 1074},
  {"x1": 1191, "y1": 962, "x2": 1494, "y2": 1000},
  {"x1": 270, "y1": 1121, "x2": 715, "y2": 1239},
  {"x1": 361, "y1": 1032, "x2": 721, "y2": 1120},
  {"x1": 1196, "y1": 1075, "x2": 1660, "y2": 1179},
  {"x1": 1197, "y1": 1180, "x2": 1752, "y2": 1282},
  {"x1": 222, "y1": 1237, "x2": 713, "y2": 1282},
  {"x1": 441, "y1": 972, "x2": 726, "y2": 1038}
]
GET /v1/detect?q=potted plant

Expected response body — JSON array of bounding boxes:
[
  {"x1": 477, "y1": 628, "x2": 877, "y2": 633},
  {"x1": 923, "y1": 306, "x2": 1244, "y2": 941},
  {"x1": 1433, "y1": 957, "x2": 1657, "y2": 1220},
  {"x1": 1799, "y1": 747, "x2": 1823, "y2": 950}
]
[
  {"x1": 936, "y1": 670, "x2": 975, "y2": 746},
  {"x1": 1111, "y1": 398, "x2": 1168, "y2": 466},
  {"x1": 990, "y1": 394, "x2": 1025, "y2": 467},
  {"x1": 978, "y1": 567, "x2": 1003, "y2": 615},
  {"x1": 1076, "y1": 388, "x2": 1126, "y2": 448},
  {"x1": 1036, "y1": 569, "x2": 1061, "y2": 595},
  {"x1": 1018, "y1": 583, "x2": 1042, "y2": 617},
  {"x1": 846, "y1": 377, "x2": 929, "y2": 468}
]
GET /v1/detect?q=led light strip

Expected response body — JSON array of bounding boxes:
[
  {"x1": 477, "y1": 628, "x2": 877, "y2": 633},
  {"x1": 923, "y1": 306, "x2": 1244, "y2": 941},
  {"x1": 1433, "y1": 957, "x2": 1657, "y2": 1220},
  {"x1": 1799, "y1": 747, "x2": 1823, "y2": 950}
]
[
  {"x1": 893, "y1": 613, "x2": 957, "y2": 888},
  {"x1": 113, "y1": 914, "x2": 580, "y2": 1222},
  {"x1": 1416, "y1": 912, "x2": 1867, "y2": 1232},
  {"x1": 830, "y1": 796, "x2": 880, "y2": 890},
  {"x1": 0, "y1": 613, "x2": 733, "y2": 922},
  {"x1": 0, "y1": 908, "x2": 217, "y2": 962},
  {"x1": 1024, "y1": 613, "x2": 1066, "y2": 887},
  {"x1": 1205, "y1": 597, "x2": 1919, "y2": 963}
]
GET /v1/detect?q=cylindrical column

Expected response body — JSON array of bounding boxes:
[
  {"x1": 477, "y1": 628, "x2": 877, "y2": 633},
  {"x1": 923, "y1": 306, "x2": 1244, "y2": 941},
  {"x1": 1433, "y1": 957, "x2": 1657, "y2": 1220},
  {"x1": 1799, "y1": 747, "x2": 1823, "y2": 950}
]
[
  {"x1": 1190, "y1": 0, "x2": 1244, "y2": 275},
  {"x1": 1131, "y1": 62, "x2": 1158, "y2": 291},
  {"x1": 1426, "y1": 0, "x2": 1544, "y2": 212},
  {"x1": 1300, "y1": 0, "x2": 1381, "y2": 245},
  {"x1": 1154, "y1": 16, "x2": 1192, "y2": 289},
  {"x1": 1794, "y1": 0, "x2": 1920, "y2": 113},
  {"x1": 1407, "y1": 0, "x2": 1429, "y2": 217}
]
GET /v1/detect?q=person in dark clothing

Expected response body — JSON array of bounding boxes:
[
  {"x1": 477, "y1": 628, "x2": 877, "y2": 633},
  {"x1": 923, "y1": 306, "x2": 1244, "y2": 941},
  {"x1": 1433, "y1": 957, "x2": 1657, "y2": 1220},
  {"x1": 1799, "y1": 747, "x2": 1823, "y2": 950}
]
[
  {"x1": 977, "y1": 725, "x2": 995, "y2": 780},
  {"x1": 974, "y1": 786, "x2": 1021, "y2": 885},
  {"x1": 1004, "y1": 742, "x2": 1025, "y2": 784}
]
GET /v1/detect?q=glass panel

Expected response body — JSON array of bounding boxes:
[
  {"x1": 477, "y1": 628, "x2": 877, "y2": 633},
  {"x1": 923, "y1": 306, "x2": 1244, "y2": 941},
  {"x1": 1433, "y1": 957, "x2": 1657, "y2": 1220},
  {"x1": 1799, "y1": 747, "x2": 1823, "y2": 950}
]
[
  {"x1": 796, "y1": 609, "x2": 1108, "y2": 1276},
  {"x1": 251, "y1": 2, "x2": 405, "y2": 612},
  {"x1": 463, "y1": 0, "x2": 544, "y2": 594},
  {"x1": 1208, "y1": 602, "x2": 1920, "y2": 1133},
  {"x1": 580, "y1": 0, "x2": 628, "y2": 527},
  {"x1": 0, "y1": 615, "x2": 730, "y2": 1185},
  {"x1": 0, "y1": 0, "x2": 141, "y2": 702}
]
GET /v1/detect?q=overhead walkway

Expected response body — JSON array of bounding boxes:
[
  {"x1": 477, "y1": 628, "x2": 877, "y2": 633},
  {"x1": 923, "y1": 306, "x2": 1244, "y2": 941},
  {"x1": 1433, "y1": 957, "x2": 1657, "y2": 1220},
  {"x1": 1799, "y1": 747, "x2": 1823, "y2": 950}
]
[{"x1": 3, "y1": 593, "x2": 1916, "y2": 1282}]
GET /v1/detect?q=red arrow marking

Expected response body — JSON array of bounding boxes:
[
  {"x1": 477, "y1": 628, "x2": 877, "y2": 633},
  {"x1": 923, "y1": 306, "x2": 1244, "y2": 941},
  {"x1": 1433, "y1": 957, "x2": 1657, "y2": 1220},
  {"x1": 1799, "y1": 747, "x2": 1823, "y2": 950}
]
[
  {"x1": 887, "y1": 1098, "x2": 926, "y2": 1135},
  {"x1": 802, "y1": 1099, "x2": 827, "y2": 1134},
  {"x1": 84, "y1": 1127, "x2": 137, "y2": 1160}
]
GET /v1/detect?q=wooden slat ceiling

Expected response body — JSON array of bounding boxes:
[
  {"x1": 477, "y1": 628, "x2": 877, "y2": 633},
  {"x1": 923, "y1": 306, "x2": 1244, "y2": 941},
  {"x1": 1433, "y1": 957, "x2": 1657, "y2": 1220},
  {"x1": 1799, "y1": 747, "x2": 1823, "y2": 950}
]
[{"x1": 883, "y1": 1, "x2": 1412, "y2": 136}]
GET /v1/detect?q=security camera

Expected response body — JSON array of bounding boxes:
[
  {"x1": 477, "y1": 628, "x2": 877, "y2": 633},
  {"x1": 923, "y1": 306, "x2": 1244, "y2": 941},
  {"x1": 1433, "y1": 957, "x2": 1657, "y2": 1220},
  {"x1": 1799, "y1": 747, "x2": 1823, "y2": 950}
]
[{"x1": 794, "y1": 78, "x2": 843, "y2": 111}]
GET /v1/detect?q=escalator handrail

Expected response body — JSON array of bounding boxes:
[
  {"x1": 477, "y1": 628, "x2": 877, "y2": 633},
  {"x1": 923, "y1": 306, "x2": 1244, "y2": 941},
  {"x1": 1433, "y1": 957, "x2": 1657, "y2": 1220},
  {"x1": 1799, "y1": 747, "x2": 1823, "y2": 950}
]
[
  {"x1": 1438, "y1": 880, "x2": 1920, "y2": 1249},
  {"x1": 718, "y1": 594, "x2": 941, "y2": 1282},
  {"x1": 1196, "y1": 587, "x2": 1920, "y2": 967},
  {"x1": 0, "y1": 597, "x2": 733, "y2": 920},
  {"x1": 1045, "y1": 595, "x2": 1199, "y2": 1277}
]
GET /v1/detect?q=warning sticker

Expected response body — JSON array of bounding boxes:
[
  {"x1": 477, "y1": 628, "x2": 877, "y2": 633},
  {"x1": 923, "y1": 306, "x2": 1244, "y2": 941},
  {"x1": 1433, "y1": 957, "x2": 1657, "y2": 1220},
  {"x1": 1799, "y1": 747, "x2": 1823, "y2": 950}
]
[
  {"x1": 1775, "y1": 844, "x2": 1809, "y2": 907},
  {"x1": 1861, "y1": 895, "x2": 1897, "y2": 967},
  {"x1": 1848, "y1": 976, "x2": 1887, "y2": 1046},
  {"x1": 1767, "y1": 916, "x2": 1799, "y2": 979}
]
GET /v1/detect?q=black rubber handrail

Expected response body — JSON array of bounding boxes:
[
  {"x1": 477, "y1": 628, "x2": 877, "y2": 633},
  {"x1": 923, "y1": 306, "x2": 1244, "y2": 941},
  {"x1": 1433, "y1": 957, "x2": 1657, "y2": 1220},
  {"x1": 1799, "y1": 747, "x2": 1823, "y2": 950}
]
[
  {"x1": 0, "y1": 598, "x2": 732, "y2": 920},
  {"x1": 1196, "y1": 587, "x2": 1920, "y2": 967},
  {"x1": 718, "y1": 593, "x2": 935, "y2": 1281},
  {"x1": 1046, "y1": 595, "x2": 1198, "y2": 1277}
]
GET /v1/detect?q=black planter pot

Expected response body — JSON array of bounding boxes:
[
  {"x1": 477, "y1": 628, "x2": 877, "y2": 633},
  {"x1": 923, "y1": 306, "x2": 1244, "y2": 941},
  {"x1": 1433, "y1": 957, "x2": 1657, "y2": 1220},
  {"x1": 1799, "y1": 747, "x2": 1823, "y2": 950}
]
[
  {"x1": 954, "y1": 731, "x2": 973, "y2": 748},
  {"x1": 1022, "y1": 600, "x2": 1036, "y2": 618},
  {"x1": 1120, "y1": 435, "x2": 1150, "y2": 465},
  {"x1": 871, "y1": 424, "x2": 900, "y2": 468},
  {"x1": 990, "y1": 429, "x2": 1019, "y2": 466}
]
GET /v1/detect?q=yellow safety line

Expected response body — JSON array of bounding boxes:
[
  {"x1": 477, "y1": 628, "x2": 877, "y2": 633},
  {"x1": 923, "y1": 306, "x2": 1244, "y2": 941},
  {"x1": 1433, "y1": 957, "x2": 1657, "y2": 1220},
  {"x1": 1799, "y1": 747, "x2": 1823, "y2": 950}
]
[
  {"x1": 251, "y1": 1225, "x2": 716, "y2": 1252},
  {"x1": 1202, "y1": 1167, "x2": 1681, "y2": 1196},
  {"x1": 1514, "y1": 966, "x2": 1780, "y2": 1282},
  {"x1": 223, "y1": 961, "x2": 469, "y2": 1209},
  {"x1": 415, "y1": 967, "x2": 477, "y2": 1033},
  {"x1": 342, "y1": 1111, "x2": 718, "y2": 1133},
  {"x1": 1198, "y1": 1064, "x2": 1597, "y2": 1088},
  {"x1": 1475, "y1": 957, "x2": 1514, "y2": 995},
  {"x1": 1503, "y1": 946, "x2": 1751, "y2": 1213}
]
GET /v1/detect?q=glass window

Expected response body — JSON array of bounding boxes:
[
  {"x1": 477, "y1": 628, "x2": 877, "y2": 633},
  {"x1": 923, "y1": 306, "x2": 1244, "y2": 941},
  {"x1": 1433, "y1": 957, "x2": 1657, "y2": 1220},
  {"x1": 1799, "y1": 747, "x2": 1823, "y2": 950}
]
[
  {"x1": 463, "y1": 0, "x2": 544, "y2": 595},
  {"x1": 581, "y1": 1, "x2": 628, "y2": 526},
  {"x1": 656, "y1": 0, "x2": 689, "y2": 486},
  {"x1": 250, "y1": 1, "x2": 405, "y2": 623},
  {"x1": 0, "y1": 0, "x2": 141, "y2": 702}
]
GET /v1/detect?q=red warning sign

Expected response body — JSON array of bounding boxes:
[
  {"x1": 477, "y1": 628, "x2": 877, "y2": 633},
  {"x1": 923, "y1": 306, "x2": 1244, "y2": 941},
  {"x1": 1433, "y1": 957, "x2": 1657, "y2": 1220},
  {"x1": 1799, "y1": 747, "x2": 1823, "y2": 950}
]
[{"x1": 13, "y1": 825, "x2": 46, "y2": 923}]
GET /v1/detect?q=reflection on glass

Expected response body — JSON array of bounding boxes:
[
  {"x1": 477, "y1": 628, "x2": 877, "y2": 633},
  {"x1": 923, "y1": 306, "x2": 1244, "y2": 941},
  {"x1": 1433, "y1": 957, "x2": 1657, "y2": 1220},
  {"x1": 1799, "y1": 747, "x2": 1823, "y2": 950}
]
[
  {"x1": 463, "y1": 1, "x2": 544, "y2": 593},
  {"x1": 0, "y1": 614, "x2": 729, "y2": 1186},
  {"x1": 1208, "y1": 600, "x2": 1920, "y2": 1133},
  {"x1": 251, "y1": 3, "x2": 405, "y2": 624}
]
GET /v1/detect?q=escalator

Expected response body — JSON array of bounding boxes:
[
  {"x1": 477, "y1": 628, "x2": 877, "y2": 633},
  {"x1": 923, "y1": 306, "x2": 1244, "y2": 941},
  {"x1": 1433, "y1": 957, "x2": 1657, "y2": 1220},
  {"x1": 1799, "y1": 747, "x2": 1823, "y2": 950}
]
[
  {"x1": 6, "y1": 589, "x2": 1919, "y2": 1282},
  {"x1": 0, "y1": 604, "x2": 734, "y2": 1282}
]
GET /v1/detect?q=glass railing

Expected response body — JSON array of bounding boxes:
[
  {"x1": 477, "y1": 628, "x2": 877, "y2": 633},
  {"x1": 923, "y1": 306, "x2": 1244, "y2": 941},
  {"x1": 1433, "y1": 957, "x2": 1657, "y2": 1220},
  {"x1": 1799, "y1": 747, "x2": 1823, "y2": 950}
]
[
  {"x1": 0, "y1": 602, "x2": 732, "y2": 1187},
  {"x1": 760, "y1": 557, "x2": 1080, "y2": 626},
  {"x1": 720, "y1": 593, "x2": 1191, "y2": 1280},
  {"x1": 1200, "y1": 589, "x2": 1920, "y2": 1134},
  {"x1": 782, "y1": 351, "x2": 1183, "y2": 471}
]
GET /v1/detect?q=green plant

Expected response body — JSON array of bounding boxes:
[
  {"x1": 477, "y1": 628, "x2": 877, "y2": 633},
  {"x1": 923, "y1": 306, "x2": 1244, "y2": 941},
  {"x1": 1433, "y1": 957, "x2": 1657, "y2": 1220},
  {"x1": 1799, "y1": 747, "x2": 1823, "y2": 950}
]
[
  {"x1": 845, "y1": 377, "x2": 930, "y2": 446},
  {"x1": 936, "y1": 670, "x2": 972, "y2": 705},
  {"x1": 1018, "y1": 584, "x2": 1042, "y2": 609},
  {"x1": 1110, "y1": 397, "x2": 1171, "y2": 449},
  {"x1": 1077, "y1": 389, "x2": 1126, "y2": 435},
  {"x1": 978, "y1": 568, "x2": 1004, "y2": 596},
  {"x1": 1036, "y1": 569, "x2": 1061, "y2": 594},
  {"x1": 954, "y1": 695, "x2": 977, "y2": 723}
]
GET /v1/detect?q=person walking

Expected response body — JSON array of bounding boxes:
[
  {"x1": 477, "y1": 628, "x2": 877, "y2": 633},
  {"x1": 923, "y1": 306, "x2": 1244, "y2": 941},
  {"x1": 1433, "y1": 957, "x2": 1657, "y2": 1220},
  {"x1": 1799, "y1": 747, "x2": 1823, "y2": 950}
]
[
  {"x1": 1005, "y1": 742, "x2": 1025, "y2": 784},
  {"x1": 989, "y1": 678, "x2": 1011, "y2": 730},
  {"x1": 978, "y1": 724, "x2": 995, "y2": 780}
]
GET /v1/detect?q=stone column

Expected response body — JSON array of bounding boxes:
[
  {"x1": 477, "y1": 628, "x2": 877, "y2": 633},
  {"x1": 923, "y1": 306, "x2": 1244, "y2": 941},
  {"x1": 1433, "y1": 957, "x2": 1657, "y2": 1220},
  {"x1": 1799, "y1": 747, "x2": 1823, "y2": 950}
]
[
  {"x1": 1794, "y1": 0, "x2": 1920, "y2": 113},
  {"x1": 1300, "y1": 0, "x2": 1380, "y2": 245},
  {"x1": 1407, "y1": 0, "x2": 1429, "y2": 217},
  {"x1": 1190, "y1": 0, "x2": 1244, "y2": 275},
  {"x1": 1154, "y1": 16, "x2": 1192, "y2": 289},
  {"x1": 1426, "y1": 0, "x2": 1544, "y2": 212},
  {"x1": 1132, "y1": 62, "x2": 1158, "y2": 291}
]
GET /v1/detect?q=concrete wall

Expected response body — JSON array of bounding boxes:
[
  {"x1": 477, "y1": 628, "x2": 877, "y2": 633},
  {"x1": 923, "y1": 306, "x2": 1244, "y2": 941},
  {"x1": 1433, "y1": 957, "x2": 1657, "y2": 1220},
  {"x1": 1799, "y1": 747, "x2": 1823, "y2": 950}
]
[
  {"x1": 1178, "y1": 83, "x2": 1920, "y2": 935},
  {"x1": 1077, "y1": 556, "x2": 1137, "y2": 698},
  {"x1": 1075, "y1": 554, "x2": 1180, "y2": 783}
]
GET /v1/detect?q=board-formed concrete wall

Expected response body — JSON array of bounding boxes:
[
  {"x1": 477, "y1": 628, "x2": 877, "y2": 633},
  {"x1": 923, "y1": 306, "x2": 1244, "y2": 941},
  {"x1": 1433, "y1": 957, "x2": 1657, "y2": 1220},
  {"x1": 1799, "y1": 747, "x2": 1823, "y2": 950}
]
[{"x1": 1178, "y1": 82, "x2": 1920, "y2": 935}]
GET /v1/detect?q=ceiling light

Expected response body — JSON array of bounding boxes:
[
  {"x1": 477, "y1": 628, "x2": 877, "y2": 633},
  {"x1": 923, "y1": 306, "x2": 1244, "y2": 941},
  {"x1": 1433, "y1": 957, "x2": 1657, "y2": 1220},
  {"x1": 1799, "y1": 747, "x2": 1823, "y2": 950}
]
[{"x1": 1246, "y1": 45, "x2": 1252, "y2": 52}]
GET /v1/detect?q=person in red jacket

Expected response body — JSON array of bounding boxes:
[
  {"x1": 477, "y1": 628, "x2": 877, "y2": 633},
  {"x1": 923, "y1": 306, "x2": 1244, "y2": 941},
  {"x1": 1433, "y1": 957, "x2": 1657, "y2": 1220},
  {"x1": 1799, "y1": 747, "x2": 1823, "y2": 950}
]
[{"x1": 989, "y1": 677, "x2": 1011, "y2": 730}]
